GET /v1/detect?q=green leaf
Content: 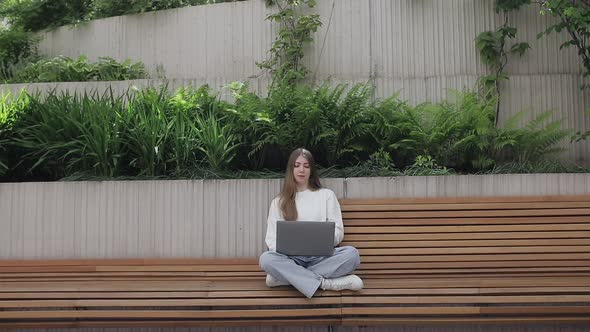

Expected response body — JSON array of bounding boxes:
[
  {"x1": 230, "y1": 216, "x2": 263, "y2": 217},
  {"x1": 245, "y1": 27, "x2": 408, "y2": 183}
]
[{"x1": 510, "y1": 42, "x2": 531, "y2": 56}]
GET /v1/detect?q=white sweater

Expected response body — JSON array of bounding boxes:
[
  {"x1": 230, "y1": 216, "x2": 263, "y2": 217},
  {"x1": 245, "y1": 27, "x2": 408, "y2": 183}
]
[{"x1": 264, "y1": 188, "x2": 344, "y2": 252}]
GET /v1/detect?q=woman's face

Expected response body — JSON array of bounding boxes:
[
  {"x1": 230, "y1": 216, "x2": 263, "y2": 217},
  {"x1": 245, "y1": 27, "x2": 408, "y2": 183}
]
[{"x1": 293, "y1": 155, "x2": 311, "y2": 188}]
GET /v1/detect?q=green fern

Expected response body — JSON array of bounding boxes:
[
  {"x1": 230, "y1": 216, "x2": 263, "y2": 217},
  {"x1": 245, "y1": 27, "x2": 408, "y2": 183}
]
[{"x1": 500, "y1": 111, "x2": 572, "y2": 163}]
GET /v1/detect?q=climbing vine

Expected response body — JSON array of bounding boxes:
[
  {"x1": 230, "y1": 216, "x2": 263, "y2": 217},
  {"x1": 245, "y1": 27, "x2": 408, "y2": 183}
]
[{"x1": 257, "y1": 0, "x2": 322, "y2": 86}]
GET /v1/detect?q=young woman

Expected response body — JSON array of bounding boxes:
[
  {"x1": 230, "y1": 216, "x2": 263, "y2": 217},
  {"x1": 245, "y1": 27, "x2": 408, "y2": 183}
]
[{"x1": 259, "y1": 148, "x2": 363, "y2": 298}]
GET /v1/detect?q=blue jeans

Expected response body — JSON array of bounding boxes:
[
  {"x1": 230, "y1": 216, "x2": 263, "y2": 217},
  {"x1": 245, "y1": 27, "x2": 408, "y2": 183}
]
[{"x1": 259, "y1": 246, "x2": 361, "y2": 298}]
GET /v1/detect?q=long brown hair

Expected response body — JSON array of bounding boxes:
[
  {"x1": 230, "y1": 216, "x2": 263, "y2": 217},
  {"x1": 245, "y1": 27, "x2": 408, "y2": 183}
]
[{"x1": 279, "y1": 148, "x2": 322, "y2": 221}]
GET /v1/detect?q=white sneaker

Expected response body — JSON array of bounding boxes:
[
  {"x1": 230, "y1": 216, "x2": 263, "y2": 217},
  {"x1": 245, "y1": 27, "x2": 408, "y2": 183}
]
[
  {"x1": 266, "y1": 274, "x2": 289, "y2": 287},
  {"x1": 320, "y1": 274, "x2": 363, "y2": 291}
]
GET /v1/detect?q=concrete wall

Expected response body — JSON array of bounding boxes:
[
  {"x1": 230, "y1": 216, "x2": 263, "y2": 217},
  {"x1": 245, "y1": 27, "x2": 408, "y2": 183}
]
[{"x1": 1, "y1": 174, "x2": 589, "y2": 259}]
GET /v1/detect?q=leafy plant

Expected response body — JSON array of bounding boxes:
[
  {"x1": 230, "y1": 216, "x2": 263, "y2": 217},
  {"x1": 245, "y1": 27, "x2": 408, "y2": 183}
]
[
  {"x1": 495, "y1": 0, "x2": 590, "y2": 91},
  {"x1": 443, "y1": 90, "x2": 499, "y2": 171},
  {"x1": 495, "y1": 0, "x2": 531, "y2": 12},
  {"x1": 89, "y1": 0, "x2": 230, "y2": 21},
  {"x1": 93, "y1": 57, "x2": 148, "y2": 81},
  {"x1": 193, "y1": 109, "x2": 240, "y2": 171},
  {"x1": 0, "y1": 84, "x2": 583, "y2": 182},
  {"x1": 0, "y1": 0, "x2": 93, "y2": 32},
  {"x1": 476, "y1": 18, "x2": 530, "y2": 124},
  {"x1": 222, "y1": 83, "x2": 274, "y2": 170},
  {"x1": 314, "y1": 84, "x2": 374, "y2": 165},
  {"x1": 366, "y1": 95, "x2": 410, "y2": 166},
  {"x1": 258, "y1": 0, "x2": 322, "y2": 85},
  {"x1": 365, "y1": 91, "x2": 494, "y2": 171},
  {"x1": 364, "y1": 148, "x2": 395, "y2": 171},
  {"x1": 404, "y1": 155, "x2": 453, "y2": 176},
  {"x1": 538, "y1": 0, "x2": 590, "y2": 89},
  {"x1": 0, "y1": 0, "x2": 237, "y2": 33},
  {"x1": 123, "y1": 87, "x2": 173, "y2": 177},
  {"x1": 487, "y1": 159, "x2": 590, "y2": 174},
  {"x1": 9, "y1": 55, "x2": 147, "y2": 83},
  {"x1": 238, "y1": 82, "x2": 374, "y2": 169},
  {"x1": 499, "y1": 110, "x2": 572, "y2": 163},
  {"x1": 168, "y1": 87, "x2": 210, "y2": 174},
  {"x1": 0, "y1": 92, "x2": 28, "y2": 176},
  {"x1": 168, "y1": 86, "x2": 237, "y2": 172},
  {"x1": 8, "y1": 90, "x2": 127, "y2": 178},
  {"x1": 571, "y1": 130, "x2": 590, "y2": 142},
  {"x1": 0, "y1": 28, "x2": 39, "y2": 81}
]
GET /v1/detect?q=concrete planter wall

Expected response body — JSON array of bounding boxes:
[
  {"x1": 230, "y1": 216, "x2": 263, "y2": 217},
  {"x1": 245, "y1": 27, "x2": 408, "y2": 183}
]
[{"x1": 1, "y1": 174, "x2": 588, "y2": 259}]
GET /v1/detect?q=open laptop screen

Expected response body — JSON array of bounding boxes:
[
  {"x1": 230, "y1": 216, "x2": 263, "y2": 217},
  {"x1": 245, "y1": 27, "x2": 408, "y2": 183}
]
[{"x1": 276, "y1": 221, "x2": 335, "y2": 256}]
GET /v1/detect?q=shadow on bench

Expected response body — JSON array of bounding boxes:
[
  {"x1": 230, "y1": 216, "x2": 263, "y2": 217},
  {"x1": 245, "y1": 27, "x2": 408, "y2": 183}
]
[{"x1": 1, "y1": 195, "x2": 589, "y2": 328}]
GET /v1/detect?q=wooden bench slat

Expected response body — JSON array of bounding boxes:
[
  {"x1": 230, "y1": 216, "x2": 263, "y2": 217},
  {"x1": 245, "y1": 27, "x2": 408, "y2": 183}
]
[
  {"x1": 341, "y1": 202, "x2": 590, "y2": 212},
  {"x1": 339, "y1": 195, "x2": 590, "y2": 205},
  {"x1": 11, "y1": 273, "x2": 587, "y2": 283},
  {"x1": 347, "y1": 286, "x2": 590, "y2": 296},
  {"x1": 0, "y1": 271, "x2": 266, "y2": 278},
  {"x1": 341, "y1": 317, "x2": 590, "y2": 325},
  {"x1": 0, "y1": 277, "x2": 267, "y2": 282},
  {"x1": 0, "y1": 319, "x2": 343, "y2": 329},
  {"x1": 343, "y1": 239, "x2": 590, "y2": 248},
  {"x1": 0, "y1": 280, "x2": 275, "y2": 291},
  {"x1": 6, "y1": 256, "x2": 590, "y2": 278},
  {"x1": 0, "y1": 308, "x2": 342, "y2": 319},
  {"x1": 0, "y1": 265, "x2": 262, "y2": 273},
  {"x1": 0, "y1": 297, "x2": 342, "y2": 308},
  {"x1": 480, "y1": 306, "x2": 590, "y2": 315},
  {"x1": 0, "y1": 290, "x2": 339, "y2": 299},
  {"x1": 346, "y1": 224, "x2": 590, "y2": 234},
  {"x1": 342, "y1": 307, "x2": 479, "y2": 315},
  {"x1": 346, "y1": 231, "x2": 590, "y2": 241},
  {"x1": 361, "y1": 278, "x2": 590, "y2": 288},
  {"x1": 356, "y1": 273, "x2": 590, "y2": 279},
  {"x1": 0, "y1": 258, "x2": 258, "y2": 268},
  {"x1": 359, "y1": 253, "x2": 590, "y2": 263},
  {"x1": 359, "y1": 245, "x2": 590, "y2": 255},
  {"x1": 356, "y1": 260, "x2": 590, "y2": 269},
  {"x1": 344, "y1": 216, "x2": 590, "y2": 226},
  {"x1": 3, "y1": 286, "x2": 588, "y2": 299},
  {"x1": 343, "y1": 209, "x2": 590, "y2": 219},
  {"x1": 340, "y1": 294, "x2": 590, "y2": 304},
  {"x1": 342, "y1": 306, "x2": 590, "y2": 316},
  {"x1": 355, "y1": 267, "x2": 590, "y2": 275}
]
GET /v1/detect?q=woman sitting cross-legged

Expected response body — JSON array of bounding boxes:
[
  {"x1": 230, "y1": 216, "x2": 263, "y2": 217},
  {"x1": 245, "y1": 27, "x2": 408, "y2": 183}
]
[{"x1": 259, "y1": 148, "x2": 363, "y2": 298}]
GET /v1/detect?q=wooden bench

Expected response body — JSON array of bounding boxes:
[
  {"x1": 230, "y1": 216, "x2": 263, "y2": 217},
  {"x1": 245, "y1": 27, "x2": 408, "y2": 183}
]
[
  {"x1": 0, "y1": 258, "x2": 341, "y2": 328},
  {"x1": 0, "y1": 195, "x2": 589, "y2": 327},
  {"x1": 339, "y1": 195, "x2": 590, "y2": 325}
]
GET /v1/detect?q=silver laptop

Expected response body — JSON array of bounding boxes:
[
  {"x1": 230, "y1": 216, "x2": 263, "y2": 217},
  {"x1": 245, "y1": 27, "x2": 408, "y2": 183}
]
[{"x1": 276, "y1": 221, "x2": 335, "y2": 256}]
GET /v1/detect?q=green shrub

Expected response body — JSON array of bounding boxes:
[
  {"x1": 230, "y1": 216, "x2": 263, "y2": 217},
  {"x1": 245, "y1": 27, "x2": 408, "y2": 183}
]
[
  {"x1": 9, "y1": 90, "x2": 126, "y2": 179},
  {"x1": 498, "y1": 110, "x2": 572, "y2": 163},
  {"x1": 0, "y1": 0, "x2": 92, "y2": 32},
  {"x1": 90, "y1": 0, "x2": 214, "y2": 19},
  {"x1": 9, "y1": 55, "x2": 148, "y2": 83},
  {"x1": 0, "y1": 28, "x2": 39, "y2": 81},
  {"x1": 0, "y1": 84, "x2": 581, "y2": 182},
  {"x1": 367, "y1": 93, "x2": 495, "y2": 170},
  {"x1": 228, "y1": 82, "x2": 375, "y2": 170},
  {"x1": 0, "y1": 92, "x2": 27, "y2": 176},
  {"x1": 404, "y1": 155, "x2": 454, "y2": 176},
  {"x1": 0, "y1": 0, "x2": 242, "y2": 33}
]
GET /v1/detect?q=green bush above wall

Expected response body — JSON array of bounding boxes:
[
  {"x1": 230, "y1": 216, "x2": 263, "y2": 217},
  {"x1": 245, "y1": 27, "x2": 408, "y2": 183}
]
[
  {"x1": 0, "y1": 0, "x2": 244, "y2": 81},
  {"x1": 0, "y1": 0, "x2": 247, "y2": 32},
  {"x1": 3, "y1": 55, "x2": 148, "y2": 83},
  {"x1": 0, "y1": 83, "x2": 584, "y2": 183}
]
